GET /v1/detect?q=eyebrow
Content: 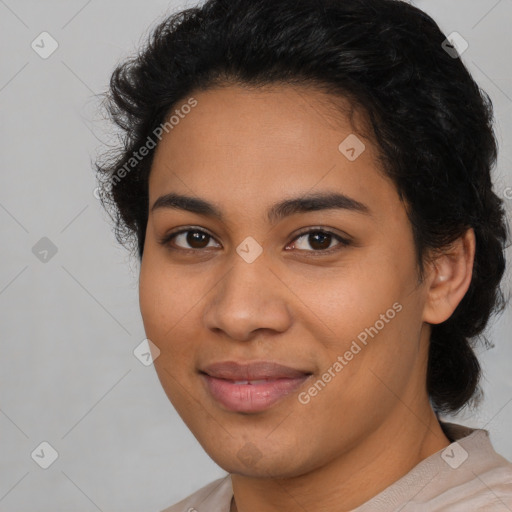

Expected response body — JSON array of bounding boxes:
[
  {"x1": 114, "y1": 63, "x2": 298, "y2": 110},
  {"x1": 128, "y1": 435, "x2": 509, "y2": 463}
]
[{"x1": 151, "y1": 191, "x2": 371, "y2": 223}]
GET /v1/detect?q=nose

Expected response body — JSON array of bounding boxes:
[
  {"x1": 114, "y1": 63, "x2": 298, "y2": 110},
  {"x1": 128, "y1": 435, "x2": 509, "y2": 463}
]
[{"x1": 202, "y1": 253, "x2": 293, "y2": 342}]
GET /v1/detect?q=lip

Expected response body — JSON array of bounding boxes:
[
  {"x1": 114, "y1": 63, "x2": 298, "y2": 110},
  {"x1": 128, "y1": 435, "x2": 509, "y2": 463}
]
[
  {"x1": 199, "y1": 360, "x2": 313, "y2": 413},
  {"x1": 200, "y1": 360, "x2": 312, "y2": 380}
]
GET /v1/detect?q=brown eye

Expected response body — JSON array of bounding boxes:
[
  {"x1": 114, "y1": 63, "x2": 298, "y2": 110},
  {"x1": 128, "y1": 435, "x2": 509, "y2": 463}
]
[
  {"x1": 290, "y1": 229, "x2": 350, "y2": 253},
  {"x1": 306, "y1": 232, "x2": 332, "y2": 251},
  {"x1": 160, "y1": 228, "x2": 220, "y2": 250},
  {"x1": 184, "y1": 230, "x2": 210, "y2": 249},
  {"x1": 160, "y1": 226, "x2": 351, "y2": 255}
]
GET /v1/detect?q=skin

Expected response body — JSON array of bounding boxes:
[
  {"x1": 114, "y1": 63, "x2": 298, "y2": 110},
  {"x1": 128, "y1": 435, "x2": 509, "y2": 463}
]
[{"x1": 138, "y1": 84, "x2": 476, "y2": 512}]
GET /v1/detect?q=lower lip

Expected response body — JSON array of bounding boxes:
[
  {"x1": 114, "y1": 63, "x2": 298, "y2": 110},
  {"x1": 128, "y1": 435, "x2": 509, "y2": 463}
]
[{"x1": 201, "y1": 373, "x2": 311, "y2": 413}]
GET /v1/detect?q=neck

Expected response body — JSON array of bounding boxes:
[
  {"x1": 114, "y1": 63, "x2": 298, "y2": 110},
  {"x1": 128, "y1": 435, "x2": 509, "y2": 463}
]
[{"x1": 230, "y1": 406, "x2": 450, "y2": 512}]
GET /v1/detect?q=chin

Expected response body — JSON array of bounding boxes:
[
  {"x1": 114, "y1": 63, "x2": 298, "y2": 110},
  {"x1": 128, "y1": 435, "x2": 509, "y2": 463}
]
[{"x1": 201, "y1": 438, "x2": 315, "y2": 479}]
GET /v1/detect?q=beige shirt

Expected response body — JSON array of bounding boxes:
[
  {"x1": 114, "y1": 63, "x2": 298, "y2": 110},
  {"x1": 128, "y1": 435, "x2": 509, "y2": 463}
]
[{"x1": 161, "y1": 422, "x2": 512, "y2": 511}]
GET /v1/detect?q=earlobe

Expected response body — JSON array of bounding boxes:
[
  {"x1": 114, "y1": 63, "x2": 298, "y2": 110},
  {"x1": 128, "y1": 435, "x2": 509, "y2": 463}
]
[{"x1": 422, "y1": 228, "x2": 476, "y2": 325}]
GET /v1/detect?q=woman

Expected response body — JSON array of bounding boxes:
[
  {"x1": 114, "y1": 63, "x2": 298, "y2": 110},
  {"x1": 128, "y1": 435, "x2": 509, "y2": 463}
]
[{"x1": 95, "y1": 0, "x2": 512, "y2": 510}]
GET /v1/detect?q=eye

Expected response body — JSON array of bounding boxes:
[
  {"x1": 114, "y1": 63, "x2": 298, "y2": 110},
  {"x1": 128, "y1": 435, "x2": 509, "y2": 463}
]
[
  {"x1": 158, "y1": 226, "x2": 352, "y2": 254},
  {"x1": 287, "y1": 228, "x2": 351, "y2": 254},
  {"x1": 159, "y1": 227, "x2": 220, "y2": 251}
]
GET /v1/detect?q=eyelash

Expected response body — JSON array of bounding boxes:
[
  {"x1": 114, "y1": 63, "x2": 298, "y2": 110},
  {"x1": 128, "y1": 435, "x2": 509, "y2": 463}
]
[{"x1": 158, "y1": 226, "x2": 352, "y2": 255}]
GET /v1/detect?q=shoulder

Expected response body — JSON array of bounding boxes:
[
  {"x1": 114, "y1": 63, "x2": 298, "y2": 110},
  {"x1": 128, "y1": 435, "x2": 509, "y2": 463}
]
[
  {"x1": 160, "y1": 475, "x2": 233, "y2": 512},
  {"x1": 424, "y1": 465, "x2": 512, "y2": 511},
  {"x1": 419, "y1": 423, "x2": 512, "y2": 510},
  {"x1": 355, "y1": 422, "x2": 512, "y2": 511}
]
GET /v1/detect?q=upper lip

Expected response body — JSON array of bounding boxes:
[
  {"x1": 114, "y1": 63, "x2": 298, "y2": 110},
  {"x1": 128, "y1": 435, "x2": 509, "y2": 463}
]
[{"x1": 200, "y1": 361, "x2": 312, "y2": 380}]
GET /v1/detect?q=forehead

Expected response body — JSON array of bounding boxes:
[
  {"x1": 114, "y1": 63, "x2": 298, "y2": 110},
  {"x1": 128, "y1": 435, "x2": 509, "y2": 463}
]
[
  {"x1": 153, "y1": 83, "x2": 369, "y2": 159},
  {"x1": 148, "y1": 84, "x2": 399, "y2": 221}
]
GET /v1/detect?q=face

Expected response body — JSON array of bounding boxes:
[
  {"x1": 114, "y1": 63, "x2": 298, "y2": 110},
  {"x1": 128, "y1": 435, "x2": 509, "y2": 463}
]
[{"x1": 139, "y1": 84, "x2": 434, "y2": 477}]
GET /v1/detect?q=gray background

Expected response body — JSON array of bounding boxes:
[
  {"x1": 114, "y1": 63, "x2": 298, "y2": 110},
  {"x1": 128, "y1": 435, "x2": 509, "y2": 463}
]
[{"x1": 0, "y1": 1, "x2": 511, "y2": 511}]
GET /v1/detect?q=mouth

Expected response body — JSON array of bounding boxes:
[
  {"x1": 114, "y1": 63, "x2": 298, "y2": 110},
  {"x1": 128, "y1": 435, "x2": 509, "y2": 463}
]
[{"x1": 199, "y1": 360, "x2": 313, "y2": 413}]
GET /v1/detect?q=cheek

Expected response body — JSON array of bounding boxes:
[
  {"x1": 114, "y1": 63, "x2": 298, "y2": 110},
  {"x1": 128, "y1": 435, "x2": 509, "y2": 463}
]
[
  {"x1": 299, "y1": 245, "x2": 422, "y2": 389},
  {"x1": 300, "y1": 253, "x2": 410, "y2": 345},
  {"x1": 139, "y1": 252, "x2": 204, "y2": 412},
  {"x1": 296, "y1": 300, "x2": 421, "y2": 442},
  {"x1": 138, "y1": 249, "x2": 199, "y2": 353}
]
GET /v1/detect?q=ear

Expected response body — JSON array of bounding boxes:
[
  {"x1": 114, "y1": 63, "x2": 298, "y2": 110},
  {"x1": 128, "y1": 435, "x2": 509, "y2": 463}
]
[{"x1": 422, "y1": 228, "x2": 476, "y2": 325}]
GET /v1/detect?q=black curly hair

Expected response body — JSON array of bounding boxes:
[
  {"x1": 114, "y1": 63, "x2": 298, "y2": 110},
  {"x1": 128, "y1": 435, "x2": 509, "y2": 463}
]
[{"x1": 95, "y1": 0, "x2": 509, "y2": 415}]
